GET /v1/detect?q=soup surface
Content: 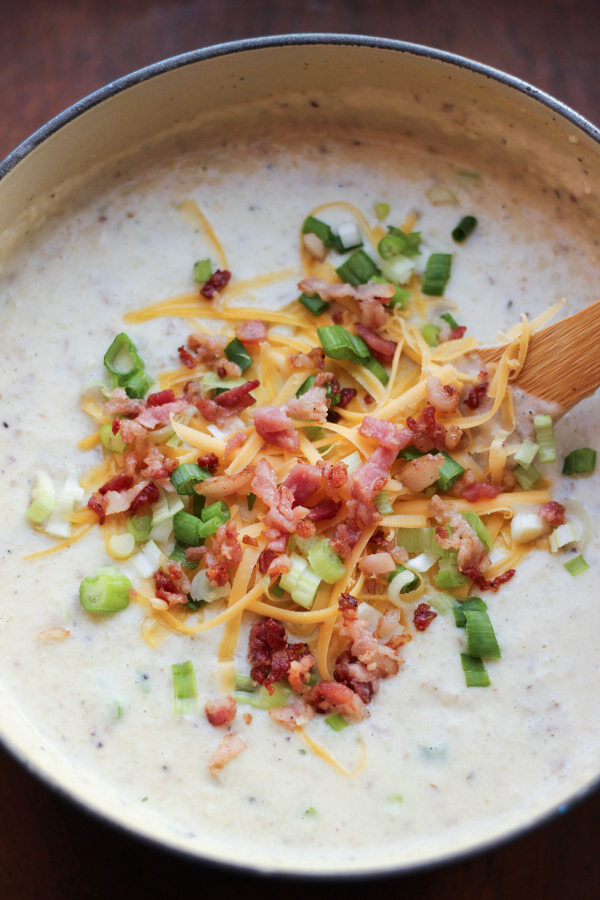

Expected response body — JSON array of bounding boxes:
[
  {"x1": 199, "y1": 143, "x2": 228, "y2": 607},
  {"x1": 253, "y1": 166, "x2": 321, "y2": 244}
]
[{"x1": 1, "y1": 128, "x2": 599, "y2": 874}]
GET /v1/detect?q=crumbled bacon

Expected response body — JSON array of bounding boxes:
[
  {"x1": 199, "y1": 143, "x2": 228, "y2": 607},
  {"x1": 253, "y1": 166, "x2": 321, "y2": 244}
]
[
  {"x1": 153, "y1": 570, "x2": 188, "y2": 606},
  {"x1": 306, "y1": 680, "x2": 369, "y2": 721},
  {"x1": 464, "y1": 381, "x2": 489, "y2": 410},
  {"x1": 247, "y1": 618, "x2": 310, "y2": 687},
  {"x1": 236, "y1": 320, "x2": 267, "y2": 345},
  {"x1": 205, "y1": 696, "x2": 237, "y2": 727},
  {"x1": 364, "y1": 393, "x2": 374, "y2": 405},
  {"x1": 429, "y1": 494, "x2": 490, "y2": 573},
  {"x1": 406, "y1": 405, "x2": 446, "y2": 452},
  {"x1": 298, "y1": 277, "x2": 395, "y2": 305},
  {"x1": 98, "y1": 473, "x2": 134, "y2": 495},
  {"x1": 319, "y1": 461, "x2": 349, "y2": 494},
  {"x1": 399, "y1": 453, "x2": 445, "y2": 493},
  {"x1": 258, "y1": 548, "x2": 276, "y2": 574},
  {"x1": 359, "y1": 296, "x2": 388, "y2": 330},
  {"x1": 103, "y1": 388, "x2": 143, "y2": 418},
  {"x1": 197, "y1": 452, "x2": 219, "y2": 474},
  {"x1": 146, "y1": 389, "x2": 175, "y2": 407},
  {"x1": 539, "y1": 501, "x2": 566, "y2": 527},
  {"x1": 269, "y1": 699, "x2": 314, "y2": 729},
  {"x1": 254, "y1": 405, "x2": 300, "y2": 452},
  {"x1": 330, "y1": 520, "x2": 362, "y2": 559},
  {"x1": 305, "y1": 499, "x2": 342, "y2": 521},
  {"x1": 283, "y1": 463, "x2": 322, "y2": 506},
  {"x1": 138, "y1": 445, "x2": 177, "y2": 480},
  {"x1": 251, "y1": 459, "x2": 309, "y2": 535},
  {"x1": 208, "y1": 732, "x2": 246, "y2": 777},
  {"x1": 449, "y1": 325, "x2": 467, "y2": 340},
  {"x1": 202, "y1": 521, "x2": 242, "y2": 585},
  {"x1": 288, "y1": 347, "x2": 325, "y2": 370},
  {"x1": 214, "y1": 380, "x2": 260, "y2": 410},
  {"x1": 87, "y1": 495, "x2": 106, "y2": 524},
  {"x1": 200, "y1": 268, "x2": 231, "y2": 299},
  {"x1": 111, "y1": 418, "x2": 121, "y2": 435},
  {"x1": 461, "y1": 481, "x2": 502, "y2": 502},
  {"x1": 359, "y1": 552, "x2": 396, "y2": 576},
  {"x1": 178, "y1": 345, "x2": 197, "y2": 368},
  {"x1": 338, "y1": 387, "x2": 357, "y2": 408},
  {"x1": 285, "y1": 385, "x2": 329, "y2": 424},
  {"x1": 224, "y1": 430, "x2": 247, "y2": 460},
  {"x1": 425, "y1": 376, "x2": 461, "y2": 414},
  {"x1": 359, "y1": 416, "x2": 411, "y2": 451},
  {"x1": 464, "y1": 565, "x2": 516, "y2": 592},
  {"x1": 128, "y1": 481, "x2": 160, "y2": 513},
  {"x1": 413, "y1": 602, "x2": 437, "y2": 631},
  {"x1": 354, "y1": 324, "x2": 397, "y2": 365}
]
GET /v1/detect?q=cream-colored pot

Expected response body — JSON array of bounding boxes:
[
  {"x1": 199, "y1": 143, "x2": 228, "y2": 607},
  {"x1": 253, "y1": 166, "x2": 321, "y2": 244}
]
[{"x1": 1, "y1": 35, "x2": 599, "y2": 877}]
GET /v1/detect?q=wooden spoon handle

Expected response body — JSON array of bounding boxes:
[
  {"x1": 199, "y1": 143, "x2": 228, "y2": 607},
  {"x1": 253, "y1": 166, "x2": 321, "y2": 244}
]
[{"x1": 477, "y1": 299, "x2": 600, "y2": 415}]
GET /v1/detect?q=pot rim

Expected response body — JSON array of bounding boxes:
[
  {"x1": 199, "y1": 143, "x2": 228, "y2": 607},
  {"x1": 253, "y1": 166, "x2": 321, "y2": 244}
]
[{"x1": 1, "y1": 32, "x2": 599, "y2": 880}]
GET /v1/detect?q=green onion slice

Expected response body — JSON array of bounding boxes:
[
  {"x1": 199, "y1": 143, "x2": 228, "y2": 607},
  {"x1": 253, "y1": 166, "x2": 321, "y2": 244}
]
[
  {"x1": 234, "y1": 674, "x2": 258, "y2": 693},
  {"x1": 335, "y1": 249, "x2": 380, "y2": 286},
  {"x1": 302, "y1": 215, "x2": 335, "y2": 248},
  {"x1": 440, "y1": 311, "x2": 459, "y2": 330},
  {"x1": 317, "y1": 325, "x2": 370, "y2": 364},
  {"x1": 436, "y1": 452, "x2": 465, "y2": 491},
  {"x1": 451, "y1": 215, "x2": 477, "y2": 243},
  {"x1": 363, "y1": 355, "x2": 390, "y2": 386},
  {"x1": 373, "y1": 202, "x2": 390, "y2": 221},
  {"x1": 193, "y1": 259, "x2": 212, "y2": 283},
  {"x1": 126, "y1": 514, "x2": 152, "y2": 543},
  {"x1": 514, "y1": 463, "x2": 541, "y2": 491},
  {"x1": 247, "y1": 492, "x2": 256, "y2": 511},
  {"x1": 236, "y1": 681, "x2": 291, "y2": 709},
  {"x1": 562, "y1": 447, "x2": 597, "y2": 475},
  {"x1": 421, "y1": 323, "x2": 441, "y2": 347},
  {"x1": 325, "y1": 713, "x2": 349, "y2": 732},
  {"x1": 464, "y1": 608, "x2": 501, "y2": 659},
  {"x1": 103, "y1": 333, "x2": 144, "y2": 381},
  {"x1": 460, "y1": 653, "x2": 490, "y2": 687},
  {"x1": 224, "y1": 337, "x2": 252, "y2": 373},
  {"x1": 386, "y1": 227, "x2": 422, "y2": 257},
  {"x1": 422, "y1": 253, "x2": 452, "y2": 296},
  {"x1": 79, "y1": 569, "x2": 132, "y2": 613},
  {"x1": 299, "y1": 292, "x2": 330, "y2": 315},
  {"x1": 564, "y1": 554, "x2": 590, "y2": 576},
  {"x1": 172, "y1": 660, "x2": 197, "y2": 715},
  {"x1": 462, "y1": 511, "x2": 492, "y2": 550},
  {"x1": 514, "y1": 439, "x2": 539, "y2": 468},
  {"x1": 170, "y1": 463, "x2": 212, "y2": 495},
  {"x1": 453, "y1": 596, "x2": 488, "y2": 628},
  {"x1": 169, "y1": 542, "x2": 197, "y2": 570},
  {"x1": 100, "y1": 422, "x2": 128, "y2": 454},
  {"x1": 172, "y1": 510, "x2": 202, "y2": 546},
  {"x1": 307, "y1": 540, "x2": 346, "y2": 584},
  {"x1": 533, "y1": 414, "x2": 557, "y2": 464}
]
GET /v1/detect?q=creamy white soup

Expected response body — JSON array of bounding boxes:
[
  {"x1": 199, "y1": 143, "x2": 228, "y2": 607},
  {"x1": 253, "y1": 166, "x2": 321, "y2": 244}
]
[{"x1": 1, "y1": 130, "x2": 599, "y2": 875}]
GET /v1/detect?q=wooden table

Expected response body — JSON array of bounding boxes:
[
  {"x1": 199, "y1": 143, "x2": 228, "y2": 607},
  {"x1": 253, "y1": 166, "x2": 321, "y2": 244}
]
[{"x1": 1, "y1": 2, "x2": 598, "y2": 897}]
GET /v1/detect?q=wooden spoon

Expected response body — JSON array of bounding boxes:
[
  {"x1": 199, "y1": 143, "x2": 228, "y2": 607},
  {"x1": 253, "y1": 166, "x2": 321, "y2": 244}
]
[{"x1": 477, "y1": 299, "x2": 600, "y2": 416}]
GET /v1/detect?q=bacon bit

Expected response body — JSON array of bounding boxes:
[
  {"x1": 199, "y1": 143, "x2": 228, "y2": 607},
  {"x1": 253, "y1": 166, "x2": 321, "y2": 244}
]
[
  {"x1": 306, "y1": 499, "x2": 342, "y2": 522},
  {"x1": 247, "y1": 618, "x2": 310, "y2": 687},
  {"x1": 215, "y1": 380, "x2": 260, "y2": 410},
  {"x1": 267, "y1": 555, "x2": 293, "y2": 577},
  {"x1": 200, "y1": 268, "x2": 231, "y2": 299},
  {"x1": 243, "y1": 713, "x2": 252, "y2": 725},
  {"x1": 204, "y1": 521, "x2": 242, "y2": 581},
  {"x1": 99, "y1": 473, "x2": 134, "y2": 495},
  {"x1": 364, "y1": 393, "x2": 374, "y2": 405},
  {"x1": 359, "y1": 552, "x2": 396, "y2": 576},
  {"x1": 285, "y1": 385, "x2": 329, "y2": 424},
  {"x1": 146, "y1": 389, "x2": 175, "y2": 407},
  {"x1": 359, "y1": 416, "x2": 412, "y2": 452},
  {"x1": 330, "y1": 520, "x2": 362, "y2": 559},
  {"x1": 269, "y1": 699, "x2": 314, "y2": 730},
  {"x1": 399, "y1": 453, "x2": 445, "y2": 493},
  {"x1": 351, "y1": 445, "x2": 398, "y2": 505},
  {"x1": 338, "y1": 387, "x2": 357, "y2": 408},
  {"x1": 464, "y1": 381, "x2": 489, "y2": 409},
  {"x1": 205, "y1": 696, "x2": 237, "y2": 727},
  {"x1": 288, "y1": 347, "x2": 325, "y2": 370},
  {"x1": 153, "y1": 570, "x2": 188, "y2": 606},
  {"x1": 354, "y1": 323, "x2": 397, "y2": 365},
  {"x1": 178, "y1": 345, "x2": 197, "y2": 368},
  {"x1": 224, "y1": 430, "x2": 247, "y2": 459},
  {"x1": 332, "y1": 310, "x2": 344, "y2": 325},
  {"x1": 206, "y1": 563, "x2": 229, "y2": 586},
  {"x1": 307, "y1": 680, "x2": 369, "y2": 720},
  {"x1": 197, "y1": 452, "x2": 219, "y2": 474},
  {"x1": 185, "y1": 546, "x2": 206, "y2": 562},
  {"x1": 236, "y1": 320, "x2": 268, "y2": 345},
  {"x1": 139, "y1": 445, "x2": 177, "y2": 480},
  {"x1": 254, "y1": 405, "x2": 300, "y2": 453},
  {"x1": 128, "y1": 481, "x2": 160, "y2": 514},
  {"x1": 413, "y1": 603, "x2": 437, "y2": 631},
  {"x1": 299, "y1": 277, "x2": 395, "y2": 304},
  {"x1": 251, "y1": 459, "x2": 309, "y2": 534},
  {"x1": 111, "y1": 418, "x2": 121, "y2": 435},
  {"x1": 539, "y1": 501, "x2": 566, "y2": 527},
  {"x1": 283, "y1": 463, "x2": 322, "y2": 506},
  {"x1": 87, "y1": 495, "x2": 106, "y2": 524},
  {"x1": 464, "y1": 565, "x2": 516, "y2": 592},
  {"x1": 461, "y1": 481, "x2": 502, "y2": 502},
  {"x1": 258, "y1": 549, "x2": 276, "y2": 574},
  {"x1": 359, "y1": 296, "x2": 388, "y2": 330},
  {"x1": 426, "y1": 376, "x2": 461, "y2": 414},
  {"x1": 242, "y1": 535, "x2": 258, "y2": 546},
  {"x1": 407, "y1": 405, "x2": 447, "y2": 452},
  {"x1": 208, "y1": 732, "x2": 246, "y2": 777},
  {"x1": 430, "y1": 494, "x2": 490, "y2": 573},
  {"x1": 102, "y1": 388, "x2": 144, "y2": 418},
  {"x1": 449, "y1": 325, "x2": 467, "y2": 340}
]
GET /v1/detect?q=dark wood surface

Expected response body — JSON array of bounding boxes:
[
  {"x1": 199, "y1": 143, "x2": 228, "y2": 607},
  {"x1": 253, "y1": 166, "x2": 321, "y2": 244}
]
[{"x1": 1, "y1": 1, "x2": 599, "y2": 897}]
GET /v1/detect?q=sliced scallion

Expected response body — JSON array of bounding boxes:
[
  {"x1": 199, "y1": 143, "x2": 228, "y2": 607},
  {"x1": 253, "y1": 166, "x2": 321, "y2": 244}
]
[
  {"x1": 291, "y1": 566, "x2": 321, "y2": 609},
  {"x1": 436, "y1": 452, "x2": 465, "y2": 491},
  {"x1": 372, "y1": 275, "x2": 410, "y2": 309},
  {"x1": 317, "y1": 325, "x2": 370, "y2": 364},
  {"x1": 460, "y1": 653, "x2": 490, "y2": 687},
  {"x1": 440, "y1": 311, "x2": 459, "y2": 330},
  {"x1": 462, "y1": 511, "x2": 492, "y2": 550},
  {"x1": 325, "y1": 713, "x2": 349, "y2": 732},
  {"x1": 224, "y1": 337, "x2": 252, "y2": 373},
  {"x1": 514, "y1": 439, "x2": 539, "y2": 469},
  {"x1": 464, "y1": 608, "x2": 501, "y2": 659},
  {"x1": 170, "y1": 463, "x2": 212, "y2": 495},
  {"x1": 193, "y1": 259, "x2": 212, "y2": 283},
  {"x1": 235, "y1": 674, "x2": 258, "y2": 693},
  {"x1": 247, "y1": 492, "x2": 256, "y2": 511},
  {"x1": 378, "y1": 233, "x2": 408, "y2": 261},
  {"x1": 79, "y1": 569, "x2": 131, "y2": 614},
  {"x1": 169, "y1": 542, "x2": 197, "y2": 570},
  {"x1": 171, "y1": 660, "x2": 197, "y2": 715},
  {"x1": 302, "y1": 215, "x2": 335, "y2": 248},
  {"x1": 514, "y1": 462, "x2": 541, "y2": 491},
  {"x1": 452, "y1": 596, "x2": 488, "y2": 628},
  {"x1": 307, "y1": 540, "x2": 346, "y2": 584},
  {"x1": 422, "y1": 253, "x2": 452, "y2": 296},
  {"x1": 299, "y1": 292, "x2": 330, "y2": 315},
  {"x1": 563, "y1": 554, "x2": 590, "y2": 576},
  {"x1": 533, "y1": 414, "x2": 556, "y2": 464},
  {"x1": 386, "y1": 227, "x2": 422, "y2": 257},
  {"x1": 172, "y1": 510, "x2": 202, "y2": 547},
  {"x1": 100, "y1": 422, "x2": 128, "y2": 454},
  {"x1": 421, "y1": 323, "x2": 441, "y2": 347},
  {"x1": 363, "y1": 355, "x2": 390, "y2": 386},
  {"x1": 562, "y1": 447, "x2": 597, "y2": 476},
  {"x1": 451, "y1": 215, "x2": 477, "y2": 243},
  {"x1": 335, "y1": 249, "x2": 380, "y2": 286},
  {"x1": 236, "y1": 681, "x2": 291, "y2": 709},
  {"x1": 373, "y1": 202, "x2": 390, "y2": 221},
  {"x1": 374, "y1": 490, "x2": 394, "y2": 516}
]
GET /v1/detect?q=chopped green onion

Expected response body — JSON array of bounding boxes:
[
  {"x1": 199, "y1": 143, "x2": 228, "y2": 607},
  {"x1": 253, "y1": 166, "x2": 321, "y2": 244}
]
[
  {"x1": 373, "y1": 202, "x2": 390, "y2": 221},
  {"x1": 388, "y1": 566, "x2": 420, "y2": 603},
  {"x1": 317, "y1": 325, "x2": 370, "y2": 364},
  {"x1": 436, "y1": 452, "x2": 465, "y2": 491},
  {"x1": 170, "y1": 463, "x2": 212, "y2": 495},
  {"x1": 464, "y1": 608, "x2": 501, "y2": 659},
  {"x1": 79, "y1": 569, "x2": 131, "y2": 613},
  {"x1": 380, "y1": 254, "x2": 415, "y2": 284},
  {"x1": 378, "y1": 233, "x2": 409, "y2": 261},
  {"x1": 224, "y1": 337, "x2": 252, "y2": 373},
  {"x1": 297, "y1": 375, "x2": 341, "y2": 405},
  {"x1": 335, "y1": 249, "x2": 380, "y2": 286},
  {"x1": 452, "y1": 596, "x2": 488, "y2": 628},
  {"x1": 123, "y1": 371, "x2": 154, "y2": 400},
  {"x1": 514, "y1": 462, "x2": 541, "y2": 490},
  {"x1": 422, "y1": 253, "x2": 452, "y2": 296},
  {"x1": 291, "y1": 566, "x2": 321, "y2": 609},
  {"x1": 440, "y1": 311, "x2": 459, "y2": 330},
  {"x1": 103, "y1": 333, "x2": 144, "y2": 382},
  {"x1": 302, "y1": 215, "x2": 335, "y2": 248},
  {"x1": 396, "y1": 526, "x2": 437, "y2": 554},
  {"x1": 172, "y1": 510, "x2": 202, "y2": 546},
  {"x1": 514, "y1": 439, "x2": 539, "y2": 468},
  {"x1": 451, "y1": 215, "x2": 477, "y2": 243},
  {"x1": 386, "y1": 227, "x2": 422, "y2": 257},
  {"x1": 426, "y1": 185, "x2": 458, "y2": 206},
  {"x1": 427, "y1": 593, "x2": 455, "y2": 615},
  {"x1": 460, "y1": 653, "x2": 490, "y2": 687},
  {"x1": 372, "y1": 275, "x2": 410, "y2": 309},
  {"x1": 271, "y1": 582, "x2": 285, "y2": 598},
  {"x1": 562, "y1": 447, "x2": 597, "y2": 476},
  {"x1": 279, "y1": 554, "x2": 308, "y2": 595},
  {"x1": 462, "y1": 511, "x2": 492, "y2": 550},
  {"x1": 325, "y1": 713, "x2": 349, "y2": 732},
  {"x1": 26, "y1": 492, "x2": 56, "y2": 524},
  {"x1": 564, "y1": 554, "x2": 590, "y2": 576},
  {"x1": 193, "y1": 259, "x2": 212, "y2": 283},
  {"x1": 236, "y1": 681, "x2": 291, "y2": 709},
  {"x1": 298, "y1": 292, "x2": 330, "y2": 315},
  {"x1": 421, "y1": 323, "x2": 441, "y2": 347},
  {"x1": 374, "y1": 490, "x2": 394, "y2": 516},
  {"x1": 202, "y1": 500, "x2": 230, "y2": 522},
  {"x1": 169, "y1": 542, "x2": 197, "y2": 570},
  {"x1": 108, "y1": 532, "x2": 136, "y2": 559},
  {"x1": 549, "y1": 521, "x2": 581, "y2": 552},
  {"x1": 363, "y1": 355, "x2": 390, "y2": 386},
  {"x1": 434, "y1": 568, "x2": 467, "y2": 589},
  {"x1": 234, "y1": 674, "x2": 258, "y2": 693},
  {"x1": 100, "y1": 422, "x2": 128, "y2": 453},
  {"x1": 533, "y1": 414, "x2": 556, "y2": 464},
  {"x1": 247, "y1": 492, "x2": 256, "y2": 511},
  {"x1": 308, "y1": 540, "x2": 346, "y2": 584},
  {"x1": 200, "y1": 371, "x2": 245, "y2": 392},
  {"x1": 171, "y1": 661, "x2": 197, "y2": 715}
]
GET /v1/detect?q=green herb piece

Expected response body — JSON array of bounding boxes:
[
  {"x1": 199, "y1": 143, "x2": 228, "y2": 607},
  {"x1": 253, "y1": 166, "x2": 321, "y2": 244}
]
[
  {"x1": 453, "y1": 597, "x2": 488, "y2": 628},
  {"x1": 185, "y1": 598, "x2": 206, "y2": 612},
  {"x1": 103, "y1": 333, "x2": 152, "y2": 398},
  {"x1": 378, "y1": 233, "x2": 409, "y2": 261},
  {"x1": 335, "y1": 249, "x2": 380, "y2": 286},
  {"x1": 317, "y1": 325, "x2": 370, "y2": 364},
  {"x1": 236, "y1": 681, "x2": 291, "y2": 709},
  {"x1": 169, "y1": 542, "x2": 197, "y2": 570},
  {"x1": 562, "y1": 448, "x2": 597, "y2": 476},
  {"x1": 126, "y1": 514, "x2": 152, "y2": 543},
  {"x1": 464, "y1": 608, "x2": 501, "y2": 659},
  {"x1": 372, "y1": 275, "x2": 410, "y2": 309},
  {"x1": 422, "y1": 253, "x2": 452, "y2": 296},
  {"x1": 302, "y1": 215, "x2": 335, "y2": 248},
  {"x1": 234, "y1": 674, "x2": 258, "y2": 693},
  {"x1": 374, "y1": 490, "x2": 394, "y2": 516},
  {"x1": 79, "y1": 568, "x2": 131, "y2": 614},
  {"x1": 451, "y1": 215, "x2": 477, "y2": 243},
  {"x1": 193, "y1": 259, "x2": 212, "y2": 283},
  {"x1": 460, "y1": 653, "x2": 490, "y2": 687},
  {"x1": 171, "y1": 660, "x2": 197, "y2": 715},
  {"x1": 386, "y1": 227, "x2": 422, "y2": 257},
  {"x1": 436, "y1": 452, "x2": 465, "y2": 491},
  {"x1": 26, "y1": 492, "x2": 56, "y2": 524},
  {"x1": 388, "y1": 564, "x2": 420, "y2": 593},
  {"x1": 224, "y1": 337, "x2": 252, "y2": 373},
  {"x1": 325, "y1": 713, "x2": 349, "y2": 732},
  {"x1": 462, "y1": 511, "x2": 492, "y2": 550},
  {"x1": 308, "y1": 540, "x2": 346, "y2": 584},
  {"x1": 100, "y1": 422, "x2": 128, "y2": 454},
  {"x1": 299, "y1": 292, "x2": 330, "y2": 315},
  {"x1": 373, "y1": 202, "x2": 390, "y2": 221},
  {"x1": 514, "y1": 439, "x2": 539, "y2": 469},
  {"x1": 514, "y1": 463, "x2": 541, "y2": 490},
  {"x1": 296, "y1": 374, "x2": 341, "y2": 405},
  {"x1": 440, "y1": 311, "x2": 459, "y2": 330},
  {"x1": 170, "y1": 463, "x2": 212, "y2": 495},
  {"x1": 172, "y1": 510, "x2": 202, "y2": 546},
  {"x1": 363, "y1": 355, "x2": 390, "y2": 386},
  {"x1": 533, "y1": 414, "x2": 557, "y2": 464},
  {"x1": 564, "y1": 554, "x2": 590, "y2": 576},
  {"x1": 421, "y1": 323, "x2": 441, "y2": 347},
  {"x1": 303, "y1": 807, "x2": 317, "y2": 817}
]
